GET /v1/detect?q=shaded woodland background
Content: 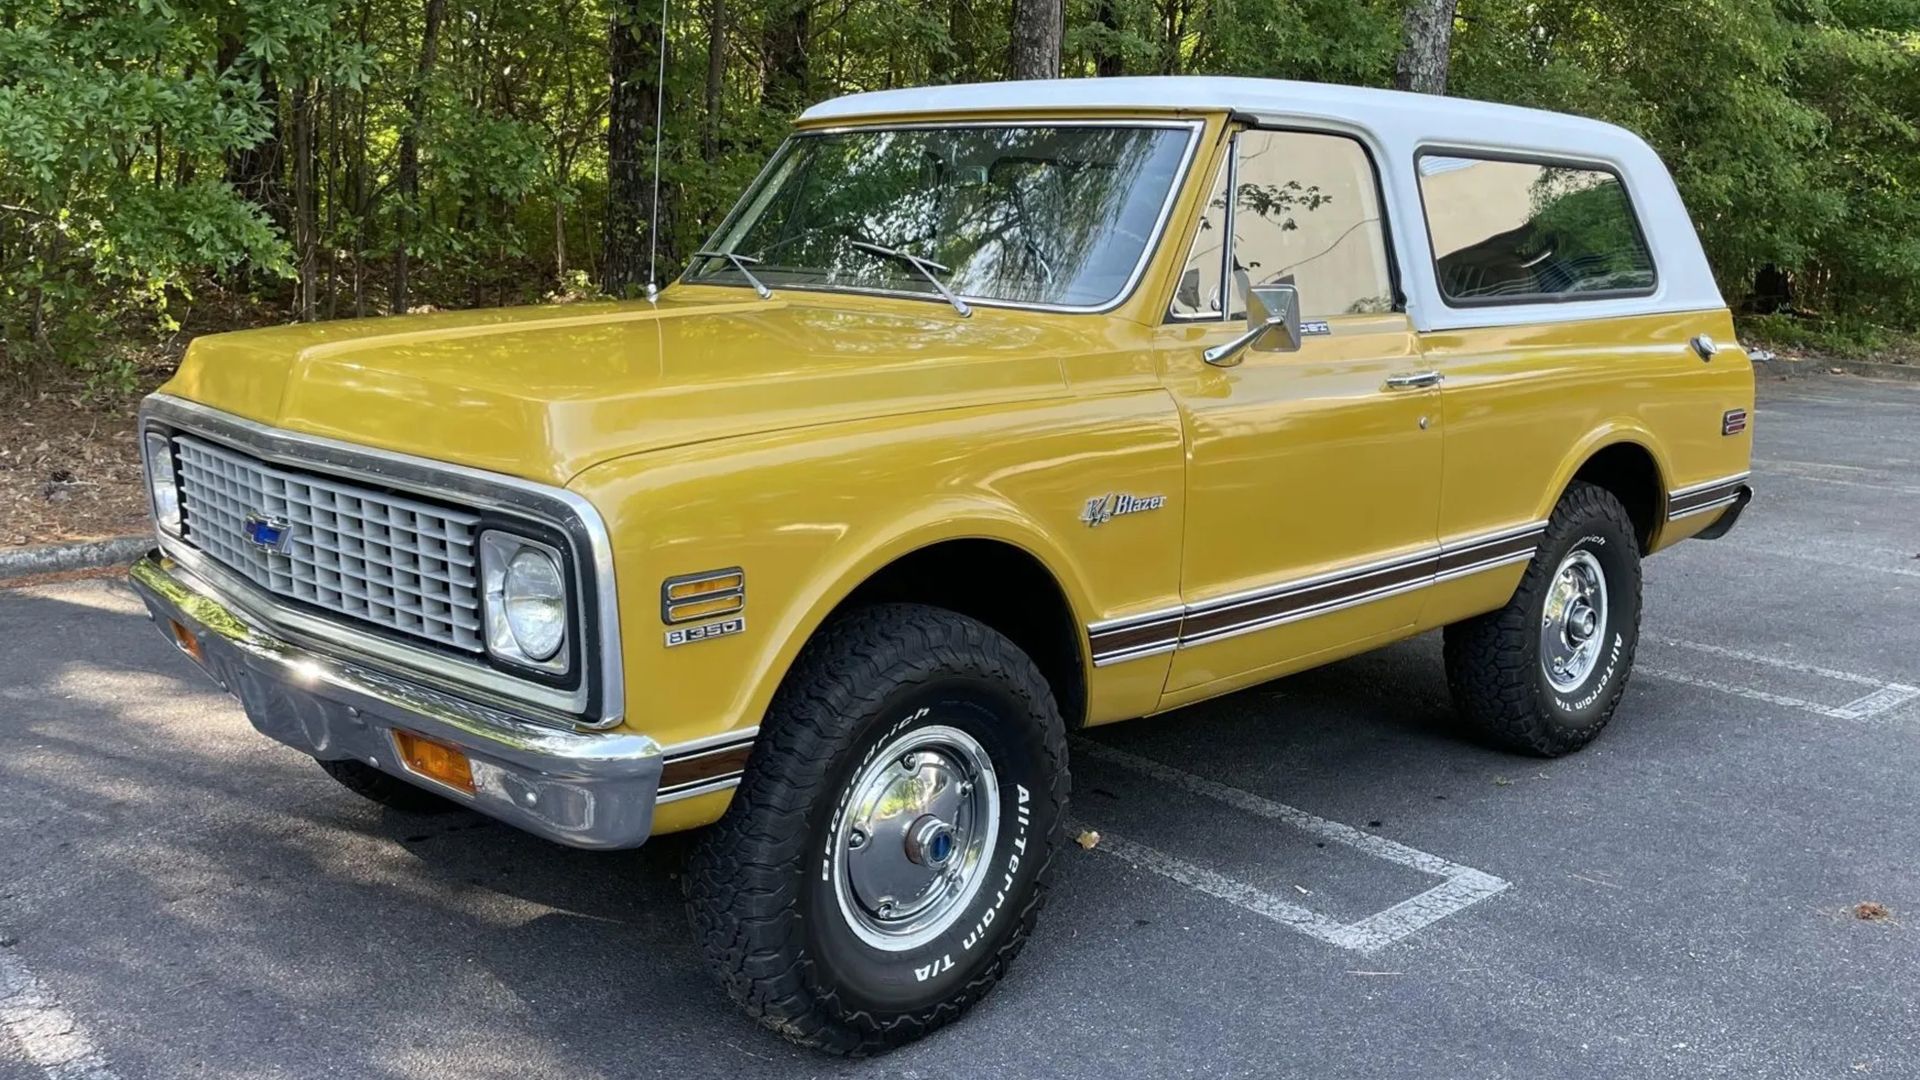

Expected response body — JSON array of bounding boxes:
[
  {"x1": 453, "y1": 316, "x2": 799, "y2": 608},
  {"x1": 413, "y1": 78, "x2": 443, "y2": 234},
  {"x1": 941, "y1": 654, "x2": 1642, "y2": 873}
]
[{"x1": 3, "y1": 0, "x2": 1918, "y2": 391}]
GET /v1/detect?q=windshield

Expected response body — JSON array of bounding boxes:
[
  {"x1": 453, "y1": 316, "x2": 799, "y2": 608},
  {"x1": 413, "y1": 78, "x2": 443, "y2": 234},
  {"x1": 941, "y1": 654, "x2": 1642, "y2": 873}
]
[{"x1": 687, "y1": 123, "x2": 1197, "y2": 310}]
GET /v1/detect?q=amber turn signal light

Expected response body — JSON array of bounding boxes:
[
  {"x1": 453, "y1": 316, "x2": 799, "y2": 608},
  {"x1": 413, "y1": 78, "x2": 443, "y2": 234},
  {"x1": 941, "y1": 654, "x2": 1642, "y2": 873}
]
[{"x1": 392, "y1": 729, "x2": 475, "y2": 794}]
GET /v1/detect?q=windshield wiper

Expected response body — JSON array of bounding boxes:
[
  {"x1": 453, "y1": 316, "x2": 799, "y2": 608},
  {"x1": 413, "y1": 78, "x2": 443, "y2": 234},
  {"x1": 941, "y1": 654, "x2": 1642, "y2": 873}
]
[
  {"x1": 848, "y1": 239, "x2": 971, "y2": 317},
  {"x1": 692, "y1": 250, "x2": 773, "y2": 299}
]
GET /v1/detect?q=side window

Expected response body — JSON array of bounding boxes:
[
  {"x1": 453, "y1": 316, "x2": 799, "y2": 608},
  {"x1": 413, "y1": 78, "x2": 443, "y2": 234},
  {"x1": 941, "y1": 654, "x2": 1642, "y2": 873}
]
[
  {"x1": 1170, "y1": 129, "x2": 1395, "y2": 322},
  {"x1": 1418, "y1": 155, "x2": 1655, "y2": 303},
  {"x1": 1169, "y1": 155, "x2": 1229, "y2": 317}
]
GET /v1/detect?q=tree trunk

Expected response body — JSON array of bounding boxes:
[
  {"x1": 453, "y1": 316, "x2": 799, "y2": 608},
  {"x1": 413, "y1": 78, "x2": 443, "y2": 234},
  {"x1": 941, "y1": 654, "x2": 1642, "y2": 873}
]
[
  {"x1": 946, "y1": 0, "x2": 976, "y2": 82},
  {"x1": 604, "y1": 0, "x2": 663, "y2": 295},
  {"x1": 217, "y1": 34, "x2": 284, "y2": 290},
  {"x1": 1093, "y1": 0, "x2": 1124, "y2": 77},
  {"x1": 391, "y1": 0, "x2": 447, "y2": 315},
  {"x1": 763, "y1": 0, "x2": 811, "y2": 110},
  {"x1": 1393, "y1": 0, "x2": 1457, "y2": 95},
  {"x1": 1008, "y1": 0, "x2": 1062, "y2": 80},
  {"x1": 292, "y1": 79, "x2": 318, "y2": 322},
  {"x1": 703, "y1": 0, "x2": 726, "y2": 159}
]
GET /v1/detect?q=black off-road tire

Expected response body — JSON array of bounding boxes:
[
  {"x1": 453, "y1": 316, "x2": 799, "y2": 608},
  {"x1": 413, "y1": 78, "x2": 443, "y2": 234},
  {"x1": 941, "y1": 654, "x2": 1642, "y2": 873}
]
[
  {"x1": 685, "y1": 603, "x2": 1069, "y2": 1056},
  {"x1": 1443, "y1": 481, "x2": 1643, "y2": 756},
  {"x1": 317, "y1": 758, "x2": 459, "y2": 814}
]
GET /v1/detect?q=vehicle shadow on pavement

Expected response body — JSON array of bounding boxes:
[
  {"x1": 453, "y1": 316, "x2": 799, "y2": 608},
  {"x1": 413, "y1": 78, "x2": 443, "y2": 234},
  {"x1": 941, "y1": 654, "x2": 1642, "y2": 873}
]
[{"x1": 0, "y1": 578, "x2": 1531, "y2": 1077}]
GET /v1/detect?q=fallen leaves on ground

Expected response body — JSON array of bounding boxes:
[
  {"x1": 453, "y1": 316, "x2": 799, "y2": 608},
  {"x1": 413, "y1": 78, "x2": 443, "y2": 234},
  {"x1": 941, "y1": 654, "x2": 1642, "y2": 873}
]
[
  {"x1": 2, "y1": 382, "x2": 151, "y2": 544},
  {"x1": 1854, "y1": 901, "x2": 1892, "y2": 922},
  {"x1": 1075, "y1": 829, "x2": 1101, "y2": 851}
]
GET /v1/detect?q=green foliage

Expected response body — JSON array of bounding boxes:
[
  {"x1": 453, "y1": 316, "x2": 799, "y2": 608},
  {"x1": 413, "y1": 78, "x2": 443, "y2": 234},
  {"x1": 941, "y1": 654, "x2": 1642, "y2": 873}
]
[
  {"x1": 2, "y1": 0, "x2": 1918, "y2": 383},
  {"x1": 0, "y1": 1, "x2": 291, "y2": 370}
]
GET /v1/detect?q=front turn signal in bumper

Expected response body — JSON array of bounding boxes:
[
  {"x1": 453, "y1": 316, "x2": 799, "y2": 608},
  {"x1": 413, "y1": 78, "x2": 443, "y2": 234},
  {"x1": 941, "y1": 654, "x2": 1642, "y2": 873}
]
[{"x1": 393, "y1": 729, "x2": 477, "y2": 794}]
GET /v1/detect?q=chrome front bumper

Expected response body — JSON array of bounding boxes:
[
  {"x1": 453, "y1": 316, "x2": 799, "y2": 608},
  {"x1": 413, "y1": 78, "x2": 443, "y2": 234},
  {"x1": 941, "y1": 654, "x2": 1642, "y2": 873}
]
[{"x1": 128, "y1": 552, "x2": 663, "y2": 849}]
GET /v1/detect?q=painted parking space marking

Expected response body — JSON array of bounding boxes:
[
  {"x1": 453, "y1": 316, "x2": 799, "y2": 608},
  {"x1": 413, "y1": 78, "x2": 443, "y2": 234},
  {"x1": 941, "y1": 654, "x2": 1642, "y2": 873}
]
[
  {"x1": 1072, "y1": 741, "x2": 1509, "y2": 953},
  {"x1": 1701, "y1": 537, "x2": 1920, "y2": 580},
  {"x1": 1644, "y1": 638, "x2": 1920, "y2": 722},
  {"x1": 1757, "y1": 461, "x2": 1920, "y2": 497},
  {"x1": 0, "y1": 945, "x2": 117, "y2": 1080}
]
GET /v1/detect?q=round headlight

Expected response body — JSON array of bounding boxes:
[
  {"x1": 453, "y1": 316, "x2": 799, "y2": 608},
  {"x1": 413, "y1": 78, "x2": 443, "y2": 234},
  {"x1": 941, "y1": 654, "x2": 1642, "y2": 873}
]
[{"x1": 502, "y1": 548, "x2": 567, "y2": 661}]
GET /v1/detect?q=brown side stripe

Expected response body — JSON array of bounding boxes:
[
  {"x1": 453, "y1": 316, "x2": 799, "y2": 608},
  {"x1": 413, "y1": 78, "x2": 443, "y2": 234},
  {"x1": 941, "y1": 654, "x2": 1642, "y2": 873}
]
[
  {"x1": 1182, "y1": 556, "x2": 1435, "y2": 644},
  {"x1": 1087, "y1": 612, "x2": 1184, "y2": 664},
  {"x1": 1436, "y1": 530, "x2": 1541, "y2": 578},
  {"x1": 1668, "y1": 476, "x2": 1749, "y2": 518},
  {"x1": 1087, "y1": 521, "x2": 1548, "y2": 663},
  {"x1": 659, "y1": 741, "x2": 754, "y2": 796}
]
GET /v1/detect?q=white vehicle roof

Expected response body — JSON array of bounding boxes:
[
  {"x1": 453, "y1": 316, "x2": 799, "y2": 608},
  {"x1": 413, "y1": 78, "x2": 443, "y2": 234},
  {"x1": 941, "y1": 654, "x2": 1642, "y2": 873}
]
[{"x1": 801, "y1": 77, "x2": 1724, "y2": 332}]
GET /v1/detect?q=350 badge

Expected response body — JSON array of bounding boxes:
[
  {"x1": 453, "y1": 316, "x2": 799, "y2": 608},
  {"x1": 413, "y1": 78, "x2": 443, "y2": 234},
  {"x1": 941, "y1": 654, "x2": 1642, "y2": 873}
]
[{"x1": 664, "y1": 616, "x2": 745, "y2": 648}]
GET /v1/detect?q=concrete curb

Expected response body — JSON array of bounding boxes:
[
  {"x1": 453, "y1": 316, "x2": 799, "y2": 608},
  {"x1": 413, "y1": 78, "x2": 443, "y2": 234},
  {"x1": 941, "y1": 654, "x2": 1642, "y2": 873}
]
[
  {"x1": 1823, "y1": 358, "x2": 1920, "y2": 383},
  {"x1": 1755, "y1": 355, "x2": 1920, "y2": 383},
  {"x1": 0, "y1": 535, "x2": 151, "y2": 581}
]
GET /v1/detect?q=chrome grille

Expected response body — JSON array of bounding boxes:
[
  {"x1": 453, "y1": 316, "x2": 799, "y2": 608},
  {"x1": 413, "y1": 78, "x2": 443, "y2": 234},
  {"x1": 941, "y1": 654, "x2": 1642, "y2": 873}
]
[{"x1": 172, "y1": 434, "x2": 485, "y2": 652}]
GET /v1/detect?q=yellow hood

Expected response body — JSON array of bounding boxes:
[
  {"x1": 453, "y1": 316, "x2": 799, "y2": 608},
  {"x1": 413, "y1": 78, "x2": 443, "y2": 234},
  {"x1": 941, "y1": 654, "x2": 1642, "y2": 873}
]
[{"x1": 160, "y1": 288, "x2": 1085, "y2": 486}]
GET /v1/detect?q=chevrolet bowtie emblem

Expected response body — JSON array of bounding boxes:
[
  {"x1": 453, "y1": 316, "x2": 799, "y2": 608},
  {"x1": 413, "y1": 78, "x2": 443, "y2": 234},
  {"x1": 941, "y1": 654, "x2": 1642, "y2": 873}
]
[{"x1": 242, "y1": 513, "x2": 294, "y2": 554}]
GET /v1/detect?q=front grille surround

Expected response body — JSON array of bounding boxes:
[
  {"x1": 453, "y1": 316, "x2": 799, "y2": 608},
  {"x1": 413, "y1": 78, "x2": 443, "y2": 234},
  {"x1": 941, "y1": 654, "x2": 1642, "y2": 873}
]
[
  {"x1": 138, "y1": 393, "x2": 625, "y2": 730},
  {"x1": 172, "y1": 434, "x2": 486, "y2": 653}
]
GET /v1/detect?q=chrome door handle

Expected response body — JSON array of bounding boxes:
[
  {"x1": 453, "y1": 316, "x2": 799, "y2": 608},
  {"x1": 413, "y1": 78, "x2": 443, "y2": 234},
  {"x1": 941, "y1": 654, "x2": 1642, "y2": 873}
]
[{"x1": 1383, "y1": 371, "x2": 1443, "y2": 390}]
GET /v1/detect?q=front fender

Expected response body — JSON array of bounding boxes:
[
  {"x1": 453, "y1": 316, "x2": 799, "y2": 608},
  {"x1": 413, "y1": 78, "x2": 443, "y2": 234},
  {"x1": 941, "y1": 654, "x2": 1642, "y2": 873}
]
[{"x1": 569, "y1": 392, "x2": 1187, "y2": 756}]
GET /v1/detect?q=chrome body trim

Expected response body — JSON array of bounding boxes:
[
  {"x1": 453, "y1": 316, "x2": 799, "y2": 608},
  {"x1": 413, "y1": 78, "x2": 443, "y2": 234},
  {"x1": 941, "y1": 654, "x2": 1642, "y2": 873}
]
[
  {"x1": 129, "y1": 553, "x2": 661, "y2": 850},
  {"x1": 1667, "y1": 472, "x2": 1751, "y2": 520},
  {"x1": 139, "y1": 394, "x2": 626, "y2": 730},
  {"x1": 683, "y1": 119, "x2": 1205, "y2": 317},
  {"x1": 657, "y1": 775, "x2": 749, "y2": 802},
  {"x1": 1088, "y1": 520, "x2": 1550, "y2": 666},
  {"x1": 654, "y1": 727, "x2": 760, "y2": 802},
  {"x1": 660, "y1": 725, "x2": 762, "y2": 757},
  {"x1": 1086, "y1": 608, "x2": 1185, "y2": 667}
]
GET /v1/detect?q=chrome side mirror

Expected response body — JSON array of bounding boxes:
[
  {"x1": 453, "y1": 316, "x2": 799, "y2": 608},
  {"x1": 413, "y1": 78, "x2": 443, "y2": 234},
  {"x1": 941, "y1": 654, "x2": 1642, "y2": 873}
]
[{"x1": 1203, "y1": 279, "x2": 1303, "y2": 367}]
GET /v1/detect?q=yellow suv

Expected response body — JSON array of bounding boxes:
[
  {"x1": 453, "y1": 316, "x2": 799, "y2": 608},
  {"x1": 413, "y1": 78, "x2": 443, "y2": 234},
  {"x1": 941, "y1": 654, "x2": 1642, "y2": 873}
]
[{"x1": 130, "y1": 76, "x2": 1753, "y2": 1053}]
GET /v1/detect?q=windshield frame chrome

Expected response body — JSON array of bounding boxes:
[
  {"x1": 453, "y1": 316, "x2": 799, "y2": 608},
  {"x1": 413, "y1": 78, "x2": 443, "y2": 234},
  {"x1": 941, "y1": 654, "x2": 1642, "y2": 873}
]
[{"x1": 682, "y1": 117, "x2": 1205, "y2": 316}]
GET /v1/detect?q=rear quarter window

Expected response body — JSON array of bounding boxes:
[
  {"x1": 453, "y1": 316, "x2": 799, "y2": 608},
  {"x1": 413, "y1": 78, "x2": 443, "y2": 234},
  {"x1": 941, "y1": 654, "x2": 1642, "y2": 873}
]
[{"x1": 1417, "y1": 154, "x2": 1655, "y2": 305}]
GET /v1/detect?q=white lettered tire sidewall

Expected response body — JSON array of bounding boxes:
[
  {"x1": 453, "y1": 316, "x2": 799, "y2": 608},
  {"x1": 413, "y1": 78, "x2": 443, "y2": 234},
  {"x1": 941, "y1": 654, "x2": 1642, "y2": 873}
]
[
  {"x1": 1534, "y1": 520, "x2": 1640, "y2": 732},
  {"x1": 805, "y1": 678, "x2": 1054, "y2": 1014}
]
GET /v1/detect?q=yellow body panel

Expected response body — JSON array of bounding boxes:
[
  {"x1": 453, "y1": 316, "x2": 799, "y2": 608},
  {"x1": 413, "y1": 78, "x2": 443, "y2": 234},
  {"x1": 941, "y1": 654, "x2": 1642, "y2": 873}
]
[
  {"x1": 154, "y1": 105, "x2": 1754, "y2": 836},
  {"x1": 1157, "y1": 312, "x2": 1441, "y2": 695}
]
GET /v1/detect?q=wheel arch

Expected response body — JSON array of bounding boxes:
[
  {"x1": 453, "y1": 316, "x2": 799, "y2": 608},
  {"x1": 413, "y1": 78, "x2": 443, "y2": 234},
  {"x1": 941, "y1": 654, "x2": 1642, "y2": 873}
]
[
  {"x1": 1551, "y1": 431, "x2": 1672, "y2": 554},
  {"x1": 749, "y1": 508, "x2": 1096, "y2": 735}
]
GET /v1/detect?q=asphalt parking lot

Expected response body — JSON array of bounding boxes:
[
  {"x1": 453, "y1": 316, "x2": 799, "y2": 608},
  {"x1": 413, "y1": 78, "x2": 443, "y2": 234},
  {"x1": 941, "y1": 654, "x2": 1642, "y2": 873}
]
[{"x1": 3, "y1": 373, "x2": 1917, "y2": 1079}]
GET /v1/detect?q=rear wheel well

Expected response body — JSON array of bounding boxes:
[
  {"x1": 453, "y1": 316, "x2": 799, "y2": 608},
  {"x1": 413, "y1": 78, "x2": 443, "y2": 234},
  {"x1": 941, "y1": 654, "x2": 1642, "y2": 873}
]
[
  {"x1": 1571, "y1": 443, "x2": 1662, "y2": 553},
  {"x1": 830, "y1": 540, "x2": 1087, "y2": 729}
]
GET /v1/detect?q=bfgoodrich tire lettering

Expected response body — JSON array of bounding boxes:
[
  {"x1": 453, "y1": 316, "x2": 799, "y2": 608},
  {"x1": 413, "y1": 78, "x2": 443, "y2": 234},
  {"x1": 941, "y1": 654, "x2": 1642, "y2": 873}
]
[
  {"x1": 685, "y1": 603, "x2": 1068, "y2": 1055},
  {"x1": 1443, "y1": 481, "x2": 1643, "y2": 756}
]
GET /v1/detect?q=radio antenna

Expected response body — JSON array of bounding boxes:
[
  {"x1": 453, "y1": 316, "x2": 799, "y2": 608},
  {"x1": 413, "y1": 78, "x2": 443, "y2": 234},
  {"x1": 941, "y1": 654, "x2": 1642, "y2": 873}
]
[{"x1": 644, "y1": 0, "x2": 668, "y2": 301}]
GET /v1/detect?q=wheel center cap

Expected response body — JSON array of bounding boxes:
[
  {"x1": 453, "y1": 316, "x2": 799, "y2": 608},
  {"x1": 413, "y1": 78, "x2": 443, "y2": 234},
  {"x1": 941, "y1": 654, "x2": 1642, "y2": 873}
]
[
  {"x1": 905, "y1": 815, "x2": 957, "y2": 868},
  {"x1": 1568, "y1": 603, "x2": 1597, "y2": 641}
]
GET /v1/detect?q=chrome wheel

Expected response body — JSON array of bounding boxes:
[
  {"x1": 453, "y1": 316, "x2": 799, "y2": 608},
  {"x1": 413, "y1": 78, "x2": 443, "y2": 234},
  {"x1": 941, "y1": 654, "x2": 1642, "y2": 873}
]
[
  {"x1": 1541, "y1": 549, "x2": 1609, "y2": 692},
  {"x1": 831, "y1": 724, "x2": 999, "y2": 951}
]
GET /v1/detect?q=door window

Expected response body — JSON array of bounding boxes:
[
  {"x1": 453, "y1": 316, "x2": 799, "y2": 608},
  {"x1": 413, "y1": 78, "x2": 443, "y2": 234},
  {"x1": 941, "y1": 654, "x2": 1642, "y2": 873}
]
[{"x1": 1170, "y1": 129, "x2": 1396, "y2": 321}]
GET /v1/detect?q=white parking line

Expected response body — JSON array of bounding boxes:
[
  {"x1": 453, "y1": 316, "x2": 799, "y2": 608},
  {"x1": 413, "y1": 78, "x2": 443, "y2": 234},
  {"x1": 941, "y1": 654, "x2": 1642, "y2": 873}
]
[
  {"x1": 1645, "y1": 638, "x2": 1920, "y2": 721},
  {"x1": 1759, "y1": 461, "x2": 1920, "y2": 497},
  {"x1": 1710, "y1": 539, "x2": 1920, "y2": 580},
  {"x1": 0, "y1": 947, "x2": 116, "y2": 1080},
  {"x1": 1073, "y1": 741, "x2": 1509, "y2": 953}
]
